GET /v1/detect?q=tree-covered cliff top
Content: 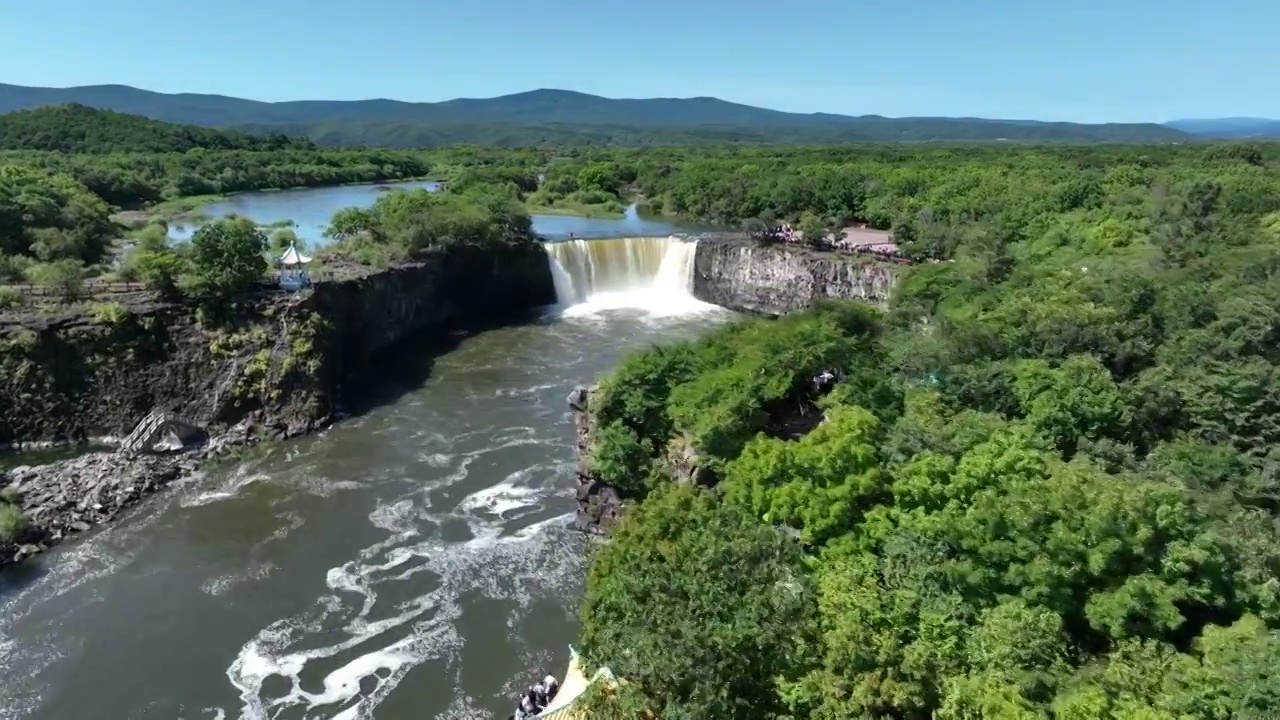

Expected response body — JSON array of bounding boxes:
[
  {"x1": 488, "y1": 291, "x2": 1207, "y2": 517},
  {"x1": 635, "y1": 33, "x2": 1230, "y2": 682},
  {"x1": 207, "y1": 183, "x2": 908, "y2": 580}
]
[
  {"x1": 0, "y1": 104, "x2": 316, "y2": 153},
  {"x1": 575, "y1": 141, "x2": 1280, "y2": 718}
]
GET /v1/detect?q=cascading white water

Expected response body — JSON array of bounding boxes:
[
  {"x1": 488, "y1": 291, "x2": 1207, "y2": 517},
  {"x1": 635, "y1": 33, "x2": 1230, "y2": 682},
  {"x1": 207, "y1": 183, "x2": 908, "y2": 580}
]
[{"x1": 543, "y1": 236, "x2": 711, "y2": 316}]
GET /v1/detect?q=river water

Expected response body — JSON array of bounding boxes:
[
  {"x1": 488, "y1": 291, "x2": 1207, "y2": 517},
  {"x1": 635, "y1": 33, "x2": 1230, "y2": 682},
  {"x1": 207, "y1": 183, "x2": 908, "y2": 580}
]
[
  {"x1": 167, "y1": 180, "x2": 713, "y2": 246},
  {"x1": 1, "y1": 206, "x2": 732, "y2": 719}
]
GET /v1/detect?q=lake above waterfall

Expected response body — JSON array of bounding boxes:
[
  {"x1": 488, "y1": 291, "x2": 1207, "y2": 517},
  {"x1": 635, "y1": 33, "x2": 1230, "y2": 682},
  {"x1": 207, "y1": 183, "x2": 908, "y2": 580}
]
[{"x1": 166, "y1": 180, "x2": 718, "y2": 245}]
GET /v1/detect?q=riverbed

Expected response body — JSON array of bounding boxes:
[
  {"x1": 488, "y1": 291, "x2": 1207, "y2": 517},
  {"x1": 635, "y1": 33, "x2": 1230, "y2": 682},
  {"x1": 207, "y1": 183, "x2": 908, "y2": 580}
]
[
  {"x1": 0, "y1": 300, "x2": 731, "y2": 719},
  {"x1": 167, "y1": 180, "x2": 714, "y2": 246}
]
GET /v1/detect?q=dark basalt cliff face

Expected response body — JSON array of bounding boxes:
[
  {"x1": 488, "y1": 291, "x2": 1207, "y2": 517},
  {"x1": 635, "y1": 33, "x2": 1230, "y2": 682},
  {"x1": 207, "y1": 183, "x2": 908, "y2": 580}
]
[
  {"x1": 0, "y1": 245, "x2": 555, "y2": 566},
  {"x1": 0, "y1": 244, "x2": 555, "y2": 446},
  {"x1": 568, "y1": 385, "x2": 624, "y2": 535},
  {"x1": 569, "y1": 385, "x2": 714, "y2": 535},
  {"x1": 692, "y1": 237, "x2": 898, "y2": 315}
]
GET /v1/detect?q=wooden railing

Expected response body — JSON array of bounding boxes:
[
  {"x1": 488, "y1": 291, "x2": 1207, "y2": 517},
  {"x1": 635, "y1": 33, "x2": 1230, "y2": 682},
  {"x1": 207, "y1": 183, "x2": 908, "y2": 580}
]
[
  {"x1": 2, "y1": 270, "x2": 339, "y2": 301},
  {"x1": 3, "y1": 280, "x2": 151, "y2": 297}
]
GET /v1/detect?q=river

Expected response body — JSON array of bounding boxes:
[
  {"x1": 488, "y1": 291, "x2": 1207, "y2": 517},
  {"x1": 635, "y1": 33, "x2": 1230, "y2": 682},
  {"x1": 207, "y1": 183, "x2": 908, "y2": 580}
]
[
  {"x1": 166, "y1": 180, "x2": 714, "y2": 246},
  {"x1": 1, "y1": 185, "x2": 734, "y2": 720}
]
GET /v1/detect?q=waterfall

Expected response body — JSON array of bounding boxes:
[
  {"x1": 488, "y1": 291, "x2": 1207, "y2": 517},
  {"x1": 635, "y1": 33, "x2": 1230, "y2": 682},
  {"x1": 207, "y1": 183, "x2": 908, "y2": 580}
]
[{"x1": 543, "y1": 236, "x2": 709, "y2": 316}]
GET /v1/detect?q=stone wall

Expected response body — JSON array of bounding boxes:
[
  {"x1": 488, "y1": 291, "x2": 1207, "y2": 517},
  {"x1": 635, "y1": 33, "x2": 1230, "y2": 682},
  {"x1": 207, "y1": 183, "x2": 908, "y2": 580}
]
[{"x1": 692, "y1": 237, "x2": 898, "y2": 316}]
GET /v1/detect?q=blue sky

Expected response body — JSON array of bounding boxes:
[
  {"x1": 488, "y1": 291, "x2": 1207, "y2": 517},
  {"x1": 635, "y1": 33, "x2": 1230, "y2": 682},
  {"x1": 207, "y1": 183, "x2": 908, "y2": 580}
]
[{"x1": 1, "y1": 0, "x2": 1276, "y2": 122}]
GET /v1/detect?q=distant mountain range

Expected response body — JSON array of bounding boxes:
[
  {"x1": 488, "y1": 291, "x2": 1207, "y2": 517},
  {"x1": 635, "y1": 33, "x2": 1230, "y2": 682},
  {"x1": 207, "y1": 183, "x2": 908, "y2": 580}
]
[
  {"x1": 0, "y1": 82, "x2": 1272, "y2": 148},
  {"x1": 1164, "y1": 117, "x2": 1280, "y2": 138}
]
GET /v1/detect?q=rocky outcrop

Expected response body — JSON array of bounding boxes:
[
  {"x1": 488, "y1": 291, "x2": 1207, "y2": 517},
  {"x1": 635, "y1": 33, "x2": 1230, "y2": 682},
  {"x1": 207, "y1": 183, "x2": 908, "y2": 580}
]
[
  {"x1": 569, "y1": 385, "x2": 624, "y2": 535},
  {"x1": 302, "y1": 244, "x2": 555, "y2": 413},
  {"x1": 0, "y1": 418, "x2": 262, "y2": 567},
  {"x1": 568, "y1": 385, "x2": 715, "y2": 535},
  {"x1": 0, "y1": 244, "x2": 556, "y2": 447},
  {"x1": 0, "y1": 245, "x2": 556, "y2": 568},
  {"x1": 692, "y1": 237, "x2": 898, "y2": 316}
]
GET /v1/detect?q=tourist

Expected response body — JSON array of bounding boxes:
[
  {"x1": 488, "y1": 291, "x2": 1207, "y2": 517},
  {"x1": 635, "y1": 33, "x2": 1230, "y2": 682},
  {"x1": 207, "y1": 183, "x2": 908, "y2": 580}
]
[
  {"x1": 543, "y1": 674, "x2": 559, "y2": 701},
  {"x1": 526, "y1": 687, "x2": 543, "y2": 713},
  {"x1": 533, "y1": 680, "x2": 548, "y2": 707}
]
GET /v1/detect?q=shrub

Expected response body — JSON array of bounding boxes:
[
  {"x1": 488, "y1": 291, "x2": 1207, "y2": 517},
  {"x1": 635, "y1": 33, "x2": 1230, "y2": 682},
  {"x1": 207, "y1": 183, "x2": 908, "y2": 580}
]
[
  {"x1": 24, "y1": 258, "x2": 86, "y2": 299},
  {"x1": 89, "y1": 301, "x2": 129, "y2": 325},
  {"x1": 131, "y1": 249, "x2": 188, "y2": 294},
  {"x1": 187, "y1": 217, "x2": 268, "y2": 300},
  {"x1": 0, "y1": 286, "x2": 22, "y2": 310},
  {"x1": 0, "y1": 502, "x2": 25, "y2": 545}
]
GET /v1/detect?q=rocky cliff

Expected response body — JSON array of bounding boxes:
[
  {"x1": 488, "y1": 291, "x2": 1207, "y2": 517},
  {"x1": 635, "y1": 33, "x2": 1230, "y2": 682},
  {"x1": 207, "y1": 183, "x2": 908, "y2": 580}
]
[
  {"x1": 568, "y1": 384, "x2": 714, "y2": 535},
  {"x1": 0, "y1": 244, "x2": 555, "y2": 566},
  {"x1": 0, "y1": 243, "x2": 555, "y2": 446},
  {"x1": 692, "y1": 237, "x2": 898, "y2": 315},
  {"x1": 568, "y1": 385, "x2": 628, "y2": 535}
]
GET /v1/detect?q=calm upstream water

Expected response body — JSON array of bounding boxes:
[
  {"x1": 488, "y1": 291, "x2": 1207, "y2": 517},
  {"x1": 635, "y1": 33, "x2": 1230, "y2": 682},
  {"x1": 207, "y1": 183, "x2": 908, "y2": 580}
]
[
  {"x1": 0, "y1": 232, "x2": 732, "y2": 719},
  {"x1": 167, "y1": 180, "x2": 715, "y2": 246}
]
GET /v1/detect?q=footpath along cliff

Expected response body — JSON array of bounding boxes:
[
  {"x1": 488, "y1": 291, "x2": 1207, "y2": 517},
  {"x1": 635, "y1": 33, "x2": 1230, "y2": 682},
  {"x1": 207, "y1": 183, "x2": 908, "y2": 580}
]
[{"x1": 0, "y1": 246, "x2": 556, "y2": 566}]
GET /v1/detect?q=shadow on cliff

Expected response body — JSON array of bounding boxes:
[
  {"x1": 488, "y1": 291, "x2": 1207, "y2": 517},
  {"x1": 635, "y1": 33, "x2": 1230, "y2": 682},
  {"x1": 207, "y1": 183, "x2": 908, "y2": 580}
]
[{"x1": 338, "y1": 308, "x2": 550, "y2": 419}]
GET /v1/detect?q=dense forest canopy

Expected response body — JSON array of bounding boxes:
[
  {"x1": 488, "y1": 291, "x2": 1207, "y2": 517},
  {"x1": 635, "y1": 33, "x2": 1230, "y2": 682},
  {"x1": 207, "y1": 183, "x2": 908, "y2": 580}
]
[
  {"x1": 0, "y1": 147, "x2": 430, "y2": 208},
  {"x1": 0, "y1": 104, "x2": 315, "y2": 153},
  {"x1": 571, "y1": 136, "x2": 1280, "y2": 719},
  {"x1": 223, "y1": 118, "x2": 1191, "y2": 149}
]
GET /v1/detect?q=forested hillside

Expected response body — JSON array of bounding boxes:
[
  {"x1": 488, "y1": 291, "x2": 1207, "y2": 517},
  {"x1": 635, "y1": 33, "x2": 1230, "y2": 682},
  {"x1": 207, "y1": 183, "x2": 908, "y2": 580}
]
[
  {"x1": 569, "y1": 141, "x2": 1280, "y2": 719},
  {"x1": 0, "y1": 104, "x2": 314, "y2": 153},
  {"x1": 0, "y1": 83, "x2": 1191, "y2": 146},
  {"x1": 229, "y1": 116, "x2": 1188, "y2": 148}
]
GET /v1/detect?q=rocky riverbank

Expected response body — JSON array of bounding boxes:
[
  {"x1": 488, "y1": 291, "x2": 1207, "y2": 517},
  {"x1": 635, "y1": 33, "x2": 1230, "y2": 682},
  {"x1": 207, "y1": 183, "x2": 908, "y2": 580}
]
[
  {"x1": 568, "y1": 384, "x2": 713, "y2": 535},
  {"x1": 568, "y1": 385, "x2": 624, "y2": 534},
  {"x1": 0, "y1": 421, "x2": 261, "y2": 567},
  {"x1": 0, "y1": 247, "x2": 556, "y2": 568},
  {"x1": 692, "y1": 237, "x2": 898, "y2": 315}
]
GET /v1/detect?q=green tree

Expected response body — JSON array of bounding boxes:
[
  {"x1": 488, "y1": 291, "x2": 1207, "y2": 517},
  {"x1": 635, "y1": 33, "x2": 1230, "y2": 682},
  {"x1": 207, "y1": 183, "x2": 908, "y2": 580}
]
[
  {"x1": 269, "y1": 228, "x2": 303, "y2": 254},
  {"x1": 0, "y1": 499, "x2": 25, "y2": 545},
  {"x1": 797, "y1": 211, "x2": 827, "y2": 248},
  {"x1": 325, "y1": 207, "x2": 377, "y2": 242},
  {"x1": 24, "y1": 258, "x2": 85, "y2": 299},
  {"x1": 579, "y1": 484, "x2": 815, "y2": 720},
  {"x1": 187, "y1": 216, "x2": 267, "y2": 300}
]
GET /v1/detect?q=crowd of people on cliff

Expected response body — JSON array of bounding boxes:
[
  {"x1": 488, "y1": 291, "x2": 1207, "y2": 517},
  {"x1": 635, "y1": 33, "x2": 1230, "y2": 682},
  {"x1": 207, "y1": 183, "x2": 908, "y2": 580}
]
[
  {"x1": 508, "y1": 674, "x2": 559, "y2": 719},
  {"x1": 769, "y1": 223, "x2": 909, "y2": 262}
]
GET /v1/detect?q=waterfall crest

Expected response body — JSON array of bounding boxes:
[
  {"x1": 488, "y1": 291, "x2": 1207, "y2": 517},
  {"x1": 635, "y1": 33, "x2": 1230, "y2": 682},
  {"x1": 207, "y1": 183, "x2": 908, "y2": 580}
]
[{"x1": 543, "y1": 236, "x2": 710, "y2": 316}]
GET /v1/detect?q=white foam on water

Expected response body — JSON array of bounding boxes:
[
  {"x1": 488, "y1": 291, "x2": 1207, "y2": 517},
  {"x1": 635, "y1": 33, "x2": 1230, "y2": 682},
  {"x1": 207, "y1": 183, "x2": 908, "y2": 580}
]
[
  {"x1": 224, "y1": 432, "x2": 583, "y2": 720},
  {"x1": 182, "y1": 465, "x2": 269, "y2": 507},
  {"x1": 557, "y1": 288, "x2": 721, "y2": 318},
  {"x1": 459, "y1": 473, "x2": 544, "y2": 518},
  {"x1": 225, "y1": 521, "x2": 575, "y2": 719},
  {"x1": 201, "y1": 563, "x2": 279, "y2": 597},
  {"x1": 418, "y1": 451, "x2": 455, "y2": 467},
  {"x1": 493, "y1": 381, "x2": 560, "y2": 399}
]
